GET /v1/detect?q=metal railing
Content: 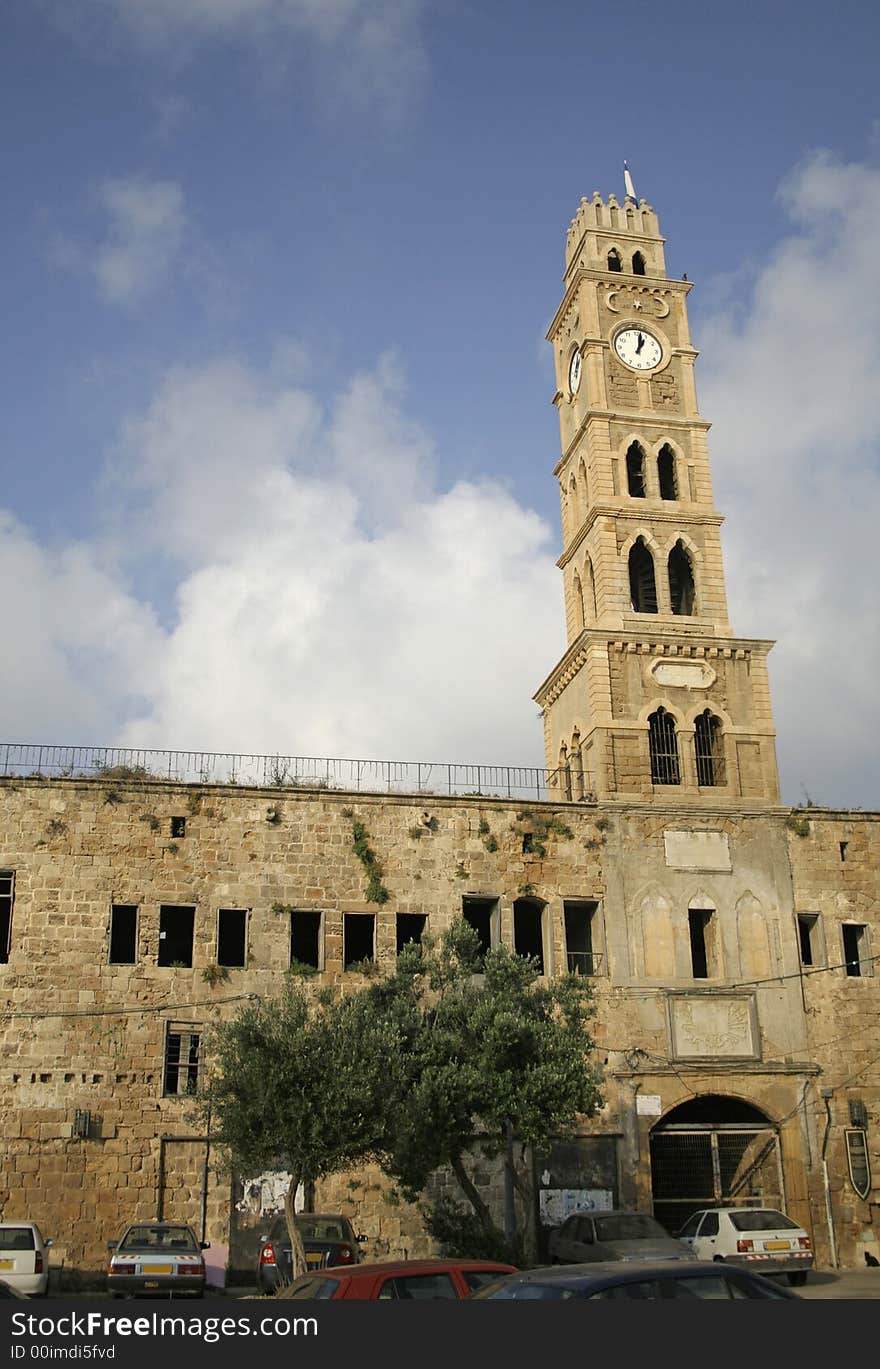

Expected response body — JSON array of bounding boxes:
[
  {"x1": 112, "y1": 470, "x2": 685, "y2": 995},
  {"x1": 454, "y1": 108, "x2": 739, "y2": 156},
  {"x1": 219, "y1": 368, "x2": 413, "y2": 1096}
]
[
  {"x1": 566, "y1": 950, "x2": 604, "y2": 975},
  {"x1": 0, "y1": 742, "x2": 591, "y2": 804}
]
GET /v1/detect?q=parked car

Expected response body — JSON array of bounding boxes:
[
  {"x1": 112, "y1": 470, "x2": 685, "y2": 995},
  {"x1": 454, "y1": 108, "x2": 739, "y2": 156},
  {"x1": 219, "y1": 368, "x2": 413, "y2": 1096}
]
[
  {"x1": 0, "y1": 1222, "x2": 52, "y2": 1297},
  {"x1": 677, "y1": 1207, "x2": 813, "y2": 1284},
  {"x1": 276, "y1": 1258, "x2": 519, "y2": 1300},
  {"x1": 471, "y1": 1259, "x2": 799, "y2": 1300},
  {"x1": 258, "y1": 1214, "x2": 366, "y2": 1293},
  {"x1": 0, "y1": 1278, "x2": 33, "y2": 1299},
  {"x1": 548, "y1": 1210, "x2": 698, "y2": 1265},
  {"x1": 106, "y1": 1223, "x2": 209, "y2": 1298}
]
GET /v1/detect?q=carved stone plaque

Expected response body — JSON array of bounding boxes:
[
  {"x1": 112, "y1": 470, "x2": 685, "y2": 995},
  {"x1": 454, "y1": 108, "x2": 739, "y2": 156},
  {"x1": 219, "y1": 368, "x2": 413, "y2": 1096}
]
[
  {"x1": 664, "y1": 829, "x2": 731, "y2": 871},
  {"x1": 651, "y1": 660, "x2": 716, "y2": 689},
  {"x1": 669, "y1": 994, "x2": 757, "y2": 1060}
]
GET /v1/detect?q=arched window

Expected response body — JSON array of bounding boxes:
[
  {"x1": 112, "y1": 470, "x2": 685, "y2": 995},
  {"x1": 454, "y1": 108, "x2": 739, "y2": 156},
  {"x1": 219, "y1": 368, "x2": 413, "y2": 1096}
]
[
  {"x1": 570, "y1": 729, "x2": 584, "y2": 801},
  {"x1": 632, "y1": 251, "x2": 646, "y2": 276},
  {"x1": 626, "y1": 442, "x2": 646, "y2": 498},
  {"x1": 648, "y1": 708, "x2": 681, "y2": 785},
  {"x1": 668, "y1": 539, "x2": 696, "y2": 615},
  {"x1": 572, "y1": 571, "x2": 585, "y2": 633},
  {"x1": 694, "y1": 710, "x2": 725, "y2": 786},
  {"x1": 567, "y1": 474, "x2": 578, "y2": 536},
  {"x1": 558, "y1": 744, "x2": 571, "y2": 801},
  {"x1": 629, "y1": 537, "x2": 658, "y2": 613},
  {"x1": 657, "y1": 444, "x2": 677, "y2": 500},
  {"x1": 586, "y1": 556, "x2": 597, "y2": 619},
  {"x1": 607, "y1": 248, "x2": 622, "y2": 273}
]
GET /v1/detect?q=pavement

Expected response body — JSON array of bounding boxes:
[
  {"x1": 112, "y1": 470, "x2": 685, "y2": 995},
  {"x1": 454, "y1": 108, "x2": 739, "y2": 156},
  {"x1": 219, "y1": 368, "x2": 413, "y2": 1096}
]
[{"x1": 797, "y1": 1269, "x2": 880, "y2": 1299}]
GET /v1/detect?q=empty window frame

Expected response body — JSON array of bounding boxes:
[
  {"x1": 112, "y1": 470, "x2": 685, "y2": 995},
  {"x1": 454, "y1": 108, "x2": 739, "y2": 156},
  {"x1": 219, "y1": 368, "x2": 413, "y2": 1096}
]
[
  {"x1": 396, "y1": 914, "x2": 427, "y2": 955},
  {"x1": 607, "y1": 248, "x2": 622, "y2": 272},
  {"x1": 217, "y1": 908, "x2": 248, "y2": 968},
  {"x1": 158, "y1": 905, "x2": 195, "y2": 967},
  {"x1": 629, "y1": 538, "x2": 658, "y2": 613},
  {"x1": 563, "y1": 900, "x2": 601, "y2": 975},
  {"x1": 842, "y1": 923, "x2": 870, "y2": 978},
  {"x1": 0, "y1": 870, "x2": 13, "y2": 964},
  {"x1": 109, "y1": 904, "x2": 138, "y2": 964},
  {"x1": 657, "y1": 445, "x2": 677, "y2": 500},
  {"x1": 688, "y1": 909, "x2": 714, "y2": 979},
  {"x1": 462, "y1": 897, "x2": 500, "y2": 957},
  {"x1": 668, "y1": 540, "x2": 696, "y2": 615},
  {"x1": 170, "y1": 816, "x2": 186, "y2": 839},
  {"x1": 163, "y1": 1022, "x2": 202, "y2": 1096},
  {"x1": 513, "y1": 898, "x2": 546, "y2": 974},
  {"x1": 343, "y1": 913, "x2": 375, "y2": 970},
  {"x1": 632, "y1": 251, "x2": 647, "y2": 276},
  {"x1": 796, "y1": 913, "x2": 822, "y2": 968},
  {"x1": 649, "y1": 708, "x2": 681, "y2": 785},
  {"x1": 694, "y1": 710, "x2": 725, "y2": 787},
  {"x1": 626, "y1": 443, "x2": 647, "y2": 498},
  {"x1": 290, "y1": 911, "x2": 322, "y2": 970}
]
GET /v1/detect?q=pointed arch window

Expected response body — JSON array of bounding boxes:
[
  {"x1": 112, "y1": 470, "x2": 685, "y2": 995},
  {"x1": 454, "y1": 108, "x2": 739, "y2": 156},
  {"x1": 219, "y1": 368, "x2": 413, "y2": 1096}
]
[
  {"x1": 626, "y1": 442, "x2": 646, "y2": 498},
  {"x1": 648, "y1": 708, "x2": 681, "y2": 785},
  {"x1": 607, "y1": 248, "x2": 622, "y2": 273},
  {"x1": 628, "y1": 537, "x2": 658, "y2": 613},
  {"x1": 657, "y1": 444, "x2": 677, "y2": 500},
  {"x1": 694, "y1": 710, "x2": 725, "y2": 786},
  {"x1": 572, "y1": 571, "x2": 585, "y2": 633},
  {"x1": 558, "y1": 744, "x2": 572, "y2": 801},
  {"x1": 632, "y1": 251, "x2": 647, "y2": 276},
  {"x1": 668, "y1": 539, "x2": 696, "y2": 615},
  {"x1": 586, "y1": 556, "x2": 597, "y2": 620}
]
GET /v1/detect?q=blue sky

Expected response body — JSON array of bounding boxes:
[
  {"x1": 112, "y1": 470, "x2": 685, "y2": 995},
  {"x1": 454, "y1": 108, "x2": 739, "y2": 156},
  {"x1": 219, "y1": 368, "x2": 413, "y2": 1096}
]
[{"x1": 1, "y1": 0, "x2": 879, "y2": 807}]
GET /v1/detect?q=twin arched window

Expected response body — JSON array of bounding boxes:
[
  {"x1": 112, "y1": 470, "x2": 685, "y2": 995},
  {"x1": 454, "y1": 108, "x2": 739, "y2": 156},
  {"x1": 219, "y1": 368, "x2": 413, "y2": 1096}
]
[
  {"x1": 607, "y1": 248, "x2": 647, "y2": 274},
  {"x1": 648, "y1": 708, "x2": 725, "y2": 787},
  {"x1": 628, "y1": 537, "x2": 696, "y2": 616},
  {"x1": 626, "y1": 442, "x2": 678, "y2": 500}
]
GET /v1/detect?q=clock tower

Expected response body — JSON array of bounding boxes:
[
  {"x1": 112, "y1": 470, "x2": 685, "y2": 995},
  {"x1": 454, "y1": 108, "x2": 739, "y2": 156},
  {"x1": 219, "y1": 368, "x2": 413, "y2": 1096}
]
[{"x1": 535, "y1": 190, "x2": 781, "y2": 806}]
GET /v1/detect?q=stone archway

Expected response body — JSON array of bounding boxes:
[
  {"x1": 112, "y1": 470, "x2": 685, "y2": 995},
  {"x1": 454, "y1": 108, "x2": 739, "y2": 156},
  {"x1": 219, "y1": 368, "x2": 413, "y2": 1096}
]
[{"x1": 649, "y1": 1094, "x2": 784, "y2": 1234}]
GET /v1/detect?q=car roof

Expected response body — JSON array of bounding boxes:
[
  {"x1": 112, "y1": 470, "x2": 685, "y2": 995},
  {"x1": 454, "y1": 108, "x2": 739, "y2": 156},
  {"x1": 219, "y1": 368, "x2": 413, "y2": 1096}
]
[
  {"x1": 319, "y1": 1259, "x2": 519, "y2": 1277},
  {"x1": 498, "y1": 1259, "x2": 766, "y2": 1283},
  {"x1": 692, "y1": 1206, "x2": 788, "y2": 1215}
]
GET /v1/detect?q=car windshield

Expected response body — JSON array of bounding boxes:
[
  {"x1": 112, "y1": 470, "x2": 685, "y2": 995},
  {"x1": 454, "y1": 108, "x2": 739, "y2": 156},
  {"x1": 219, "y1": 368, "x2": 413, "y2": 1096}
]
[
  {"x1": 728, "y1": 1211, "x2": 800, "y2": 1233},
  {"x1": 119, "y1": 1226, "x2": 198, "y2": 1252},
  {"x1": 0, "y1": 1230, "x2": 35, "y2": 1251},
  {"x1": 594, "y1": 1215, "x2": 667, "y2": 1242}
]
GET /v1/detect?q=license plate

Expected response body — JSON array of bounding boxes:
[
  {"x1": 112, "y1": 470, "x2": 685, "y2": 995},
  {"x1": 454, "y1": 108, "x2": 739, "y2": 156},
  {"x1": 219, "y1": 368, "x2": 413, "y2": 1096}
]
[
  {"x1": 305, "y1": 1253, "x2": 323, "y2": 1268},
  {"x1": 764, "y1": 1240, "x2": 790, "y2": 1251},
  {"x1": 142, "y1": 1264, "x2": 173, "y2": 1275},
  {"x1": 143, "y1": 1281, "x2": 159, "y2": 1289},
  {"x1": 0, "y1": 1260, "x2": 13, "y2": 1271}
]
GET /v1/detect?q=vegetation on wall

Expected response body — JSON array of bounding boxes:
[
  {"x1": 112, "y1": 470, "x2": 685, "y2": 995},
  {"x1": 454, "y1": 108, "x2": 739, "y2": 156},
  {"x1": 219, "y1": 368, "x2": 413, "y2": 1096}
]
[{"x1": 349, "y1": 817, "x2": 391, "y2": 905}]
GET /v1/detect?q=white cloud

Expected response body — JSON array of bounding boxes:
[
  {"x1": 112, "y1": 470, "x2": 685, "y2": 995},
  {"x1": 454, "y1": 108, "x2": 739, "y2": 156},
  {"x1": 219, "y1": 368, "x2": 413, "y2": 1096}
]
[
  {"x1": 52, "y1": 177, "x2": 188, "y2": 306},
  {"x1": 699, "y1": 151, "x2": 880, "y2": 807}
]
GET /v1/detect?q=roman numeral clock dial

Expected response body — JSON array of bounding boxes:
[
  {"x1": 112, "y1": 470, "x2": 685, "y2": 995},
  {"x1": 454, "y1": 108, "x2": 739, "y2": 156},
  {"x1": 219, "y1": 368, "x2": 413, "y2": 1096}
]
[{"x1": 614, "y1": 326, "x2": 663, "y2": 371}]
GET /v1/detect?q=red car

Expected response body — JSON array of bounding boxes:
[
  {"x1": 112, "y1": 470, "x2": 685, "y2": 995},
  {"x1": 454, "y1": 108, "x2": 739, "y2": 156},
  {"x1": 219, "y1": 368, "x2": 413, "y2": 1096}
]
[{"x1": 277, "y1": 1258, "x2": 518, "y2": 1300}]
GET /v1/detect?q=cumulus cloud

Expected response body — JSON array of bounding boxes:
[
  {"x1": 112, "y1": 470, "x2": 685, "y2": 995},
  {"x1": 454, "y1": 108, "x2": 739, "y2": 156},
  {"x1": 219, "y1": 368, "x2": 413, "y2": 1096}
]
[
  {"x1": 699, "y1": 152, "x2": 880, "y2": 807},
  {"x1": 52, "y1": 177, "x2": 188, "y2": 306}
]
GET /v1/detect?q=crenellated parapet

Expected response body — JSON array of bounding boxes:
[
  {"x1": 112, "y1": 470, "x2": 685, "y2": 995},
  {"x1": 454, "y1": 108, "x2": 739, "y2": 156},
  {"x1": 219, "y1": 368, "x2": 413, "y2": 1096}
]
[{"x1": 564, "y1": 191, "x2": 665, "y2": 279}]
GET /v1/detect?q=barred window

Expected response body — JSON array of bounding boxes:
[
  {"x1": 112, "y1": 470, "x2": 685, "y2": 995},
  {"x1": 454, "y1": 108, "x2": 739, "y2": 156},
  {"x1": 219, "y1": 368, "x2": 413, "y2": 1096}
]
[
  {"x1": 163, "y1": 1022, "x2": 202, "y2": 1096},
  {"x1": 668, "y1": 540, "x2": 695, "y2": 615},
  {"x1": 649, "y1": 708, "x2": 680, "y2": 785},
  {"x1": 629, "y1": 537, "x2": 658, "y2": 613},
  {"x1": 626, "y1": 443, "x2": 647, "y2": 498},
  {"x1": 694, "y1": 710, "x2": 725, "y2": 786}
]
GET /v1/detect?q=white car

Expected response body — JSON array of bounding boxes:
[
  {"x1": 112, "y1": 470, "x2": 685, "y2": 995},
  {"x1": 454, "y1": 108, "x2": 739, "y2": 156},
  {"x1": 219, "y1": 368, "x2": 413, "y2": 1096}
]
[
  {"x1": 677, "y1": 1207, "x2": 812, "y2": 1285},
  {"x1": 0, "y1": 1222, "x2": 52, "y2": 1296}
]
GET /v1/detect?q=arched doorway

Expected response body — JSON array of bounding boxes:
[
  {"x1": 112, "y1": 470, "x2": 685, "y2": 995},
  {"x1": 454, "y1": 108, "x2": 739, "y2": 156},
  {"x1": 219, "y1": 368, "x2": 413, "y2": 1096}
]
[{"x1": 649, "y1": 1095, "x2": 784, "y2": 1234}]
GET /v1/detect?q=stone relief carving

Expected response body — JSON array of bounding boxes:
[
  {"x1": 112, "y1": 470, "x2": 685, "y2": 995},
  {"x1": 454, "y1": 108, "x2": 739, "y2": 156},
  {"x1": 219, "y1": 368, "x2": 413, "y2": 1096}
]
[{"x1": 670, "y1": 995, "x2": 756, "y2": 1059}]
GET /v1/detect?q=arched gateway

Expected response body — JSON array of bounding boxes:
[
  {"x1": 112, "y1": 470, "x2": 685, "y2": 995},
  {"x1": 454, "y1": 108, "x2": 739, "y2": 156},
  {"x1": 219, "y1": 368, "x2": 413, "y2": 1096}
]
[{"x1": 649, "y1": 1095, "x2": 785, "y2": 1234}]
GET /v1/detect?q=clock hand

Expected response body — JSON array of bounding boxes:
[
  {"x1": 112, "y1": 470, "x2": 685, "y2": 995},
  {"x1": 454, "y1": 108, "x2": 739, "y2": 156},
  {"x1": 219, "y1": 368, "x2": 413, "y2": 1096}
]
[{"x1": 635, "y1": 332, "x2": 644, "y2": 354}]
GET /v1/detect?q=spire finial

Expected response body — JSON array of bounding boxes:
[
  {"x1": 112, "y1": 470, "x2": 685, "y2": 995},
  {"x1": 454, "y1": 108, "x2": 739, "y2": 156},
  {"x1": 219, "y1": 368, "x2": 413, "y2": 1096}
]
[{"x1": 623, "y1": 160, "x2": 637, "y2": 201}]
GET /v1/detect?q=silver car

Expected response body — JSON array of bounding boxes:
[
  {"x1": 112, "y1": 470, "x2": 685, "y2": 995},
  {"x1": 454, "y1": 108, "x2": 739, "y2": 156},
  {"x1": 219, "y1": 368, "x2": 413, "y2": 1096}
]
[{"x1": 548, "y1": 1211, "x2": 697, "y2": 1265}]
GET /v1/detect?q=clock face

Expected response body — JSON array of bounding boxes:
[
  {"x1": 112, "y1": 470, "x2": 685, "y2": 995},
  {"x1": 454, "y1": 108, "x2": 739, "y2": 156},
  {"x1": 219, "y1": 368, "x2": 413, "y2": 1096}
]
[
  {"x1": 568, "y1": 347, "x2": 582, "y2": 395},
  {"x1": 614, "y1": 327, "x2": 663, "y2": 371}
]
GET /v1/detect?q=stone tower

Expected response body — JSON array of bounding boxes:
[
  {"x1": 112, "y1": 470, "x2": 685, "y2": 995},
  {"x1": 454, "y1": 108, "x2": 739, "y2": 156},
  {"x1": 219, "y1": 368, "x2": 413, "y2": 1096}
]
[{"x1": 535, "y1": 191, "x2": 780, "y2": 805}]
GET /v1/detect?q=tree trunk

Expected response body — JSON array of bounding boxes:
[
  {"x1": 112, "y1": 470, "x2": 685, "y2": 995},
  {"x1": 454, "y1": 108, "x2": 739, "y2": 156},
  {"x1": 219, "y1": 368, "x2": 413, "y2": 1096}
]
[
  {"x1": 283, "y1": 1172, "x2": 308, "y2": 1281},
  {"x1": 450, "y1": 1151, "x2": 501, "y2": 1240}
]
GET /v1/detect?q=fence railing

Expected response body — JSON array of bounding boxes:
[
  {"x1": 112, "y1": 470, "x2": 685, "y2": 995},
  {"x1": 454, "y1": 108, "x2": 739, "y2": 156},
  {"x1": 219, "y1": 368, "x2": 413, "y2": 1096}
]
[
  {"x1": 0, "y1": 743, "x2": 589, "y2": 804},
  {"x1": 566, "y1": 950, "x2": 604, "y2": 976}
]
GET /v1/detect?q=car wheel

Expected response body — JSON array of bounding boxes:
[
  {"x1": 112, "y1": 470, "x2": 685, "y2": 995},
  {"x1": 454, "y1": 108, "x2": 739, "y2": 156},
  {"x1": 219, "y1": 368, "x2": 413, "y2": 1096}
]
[
  {"x1": 788, "y1": 1272, "x2": 807, "y2": 1287},
  {"x1": 712, "y1": 1255, "x2": 724, "y2": 1263}
]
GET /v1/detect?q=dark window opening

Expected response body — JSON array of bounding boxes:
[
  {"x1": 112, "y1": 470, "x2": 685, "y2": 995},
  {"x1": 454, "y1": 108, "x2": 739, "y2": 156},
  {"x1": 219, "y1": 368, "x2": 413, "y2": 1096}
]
[
  {"x1": 0, "y1": 870, "x2": 14, "y2": 965},
  {"x1": 657, "y1": 445, "x2": 677, "y2": 499},
  {"x1": 217, "y1": 908, "x2": 247, "y2": 967},
  {"x1": 290, "y1": 911, "x2": 321, "y2": 969},
  {"x1": 688, "y1": 909, "x2": 713, "y2": 978},
  {"x1": 797, "y1": 914, "x2": 819, "y2": 968},
  {"x1": 163, "y1": 1022, "x2": 201, "y2": 1096},
  {"x1": 694, "y1": 710, "x2": 725, "y2": 786},
  {"x1": 522, "y1": 832, "x2": 537, "y2": 854},
  {"x1": 607, "y1": 248, "x2": 622, "y2": 272},
  {"x1": 462, "y1": 897, "x2": 498, "y2": 957},
  {"x1": 849, "y1": 1098, "x2": 869, "y2": 1129},
  {"x1": 344, "y1": 914, "x2": 375, "y2": 970},
  {"x1": 668, "y1": 540, "x2": 696, "y2": 615},
  {"x1": 158, "y1": 905, "x2": 195, "y2": 967},
  {"x1": 632, "y1": 251, "x2": 647, "y2": 276},
  {"x1": 170, "y1": 816, "x2": 186, "y2": 839},
  {"x1": 626, "y1": 442, "x2": 647, "y2": 498},
  {"x1": 629, "y1": 537, "x2": 658, "y2": 613},
  {"x1": 564, "y1": 900, "x2": 599, "y2": 974},
  {"x1": 842, "y1": 923, "x2": 867, "y2": 977},
  {"x1": 513, "y1": 898, "x2": 545, "y2": 974},
  {"x1": 396, "y1": 913, "x2": 427, "y2": 955},
  {"x1": 649, "y1": 708, "x2": 680, "y2": 784},
  {"x1": 109, "y1": 904, "x2": 138, "y2": 964},
  {"x1": 840, "y1": 841, "x2": 848, "y2": 862}
]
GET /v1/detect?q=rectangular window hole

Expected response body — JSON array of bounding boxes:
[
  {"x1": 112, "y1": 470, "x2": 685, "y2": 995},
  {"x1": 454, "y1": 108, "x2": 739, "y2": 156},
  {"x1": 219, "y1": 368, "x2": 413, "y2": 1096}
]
[
  {"x1": 158, "y1": 905, "x2": 195, "y2": 967},
  {"x1": 839, "y1": 841, "x2": 848, "y2": 862},
  {"x1": 164, "y1": 1022, "x2": 201, "y2": 1096},
  {"x1": 462, "y1": 896, "x2": 499, "y2": 958},
  {"x1": 170, "y1": 816, "x2": 186, "y2": 839},
  {"x1": 513, "y1": 898, "x2": 545, "y2": 974},
  {"x1": 688, "y1": 908, "x2": 713, "y2": 979},
  {"x1": 396, "y1": 914, "x2": 427, "y2": 955},
  {"x1": 843, "y1": 923, "x2": 867, "y2": 978},
  {"x1": 564, "y1": 900, "x2": 599, "y2": 974},
  {"x1": 217, "y1": 909, "x2": 247, "y2": 967},
  {"x1": 797, "y1": 913, "x2": 820, "y2": 968},
  {"x1": 0, "y1": 870, "x2": 14, "y2": 964},
  {"x1": 343, "y1": 913, "x2": 375, "y2": 970},
  {"x1": 109, "y1": 904, "x2": 138, "y2": 964},
  {"x1": 290, "y1": 911, "x2": 322, "y2": 969}
]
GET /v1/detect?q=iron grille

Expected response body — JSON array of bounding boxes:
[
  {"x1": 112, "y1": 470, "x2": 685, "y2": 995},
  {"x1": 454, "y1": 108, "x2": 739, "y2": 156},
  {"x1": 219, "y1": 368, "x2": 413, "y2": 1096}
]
[{"x1": 649, "y1": 710, "x2": 681, "y2": 785}]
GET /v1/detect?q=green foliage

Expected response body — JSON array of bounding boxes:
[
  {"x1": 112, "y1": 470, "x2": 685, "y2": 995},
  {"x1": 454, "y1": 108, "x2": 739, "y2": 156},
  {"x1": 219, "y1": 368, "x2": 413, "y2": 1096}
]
[
  {"x1": 786, "y1": 811, "x2": 811, "y2": 838},
  {"x1": 477, "y1": 818, "x2": 490, "y2": 837},
  {"x1": 165, "y1": 842, "x2": 179, "y2": 855},
  {"x1": 346, "y1": 956, "x2": 380, "y2": 978},
  {"x1": 94, "y1": 763, "x2": 151, "y2": 781},
  {"x1": 46, "y1": 818, "x2": 66, "y2": 839},
  {"x1": 202, "y1": 963, "x2": 230, "y2": 988},
  {"x1": 454, "y1": 861, "x2": 469, "y2": 879},
  {"x1": 141, "y1": 813, "x2": 161, "y2": 833},
  {"x1": 483, "y1": 835, "x2": 499, "y2": 854},
  {"x1": 594, "y1": 816, "x2": 610, "y2": 833},
  {"x1": 408, "y1": 825, "x2": 425, "y2": 840},
  {"x1": 422, "y1": 1194, "x2": 521, "y2": 1263},
  {"x1": 478, "y1": 817, "x2": 499, "y2": 853},
  {"x1": 351, "y1": 818, "x2": 391, "y2": 905},
  {"x1": 286, "y1": 958, "x2": 319, "y2": 978}
]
